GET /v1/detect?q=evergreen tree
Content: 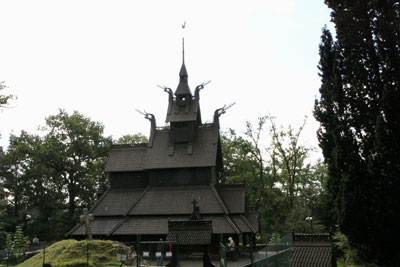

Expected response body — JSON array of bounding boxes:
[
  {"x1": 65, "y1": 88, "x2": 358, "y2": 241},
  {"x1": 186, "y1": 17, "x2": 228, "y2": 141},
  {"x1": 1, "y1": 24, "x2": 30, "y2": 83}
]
[
  {"x1": 5, "y1": 225, "x2": 29, "y2": 264},
  {"x1": 315, "y1": 1, "x2": 400, "y2": 265}
]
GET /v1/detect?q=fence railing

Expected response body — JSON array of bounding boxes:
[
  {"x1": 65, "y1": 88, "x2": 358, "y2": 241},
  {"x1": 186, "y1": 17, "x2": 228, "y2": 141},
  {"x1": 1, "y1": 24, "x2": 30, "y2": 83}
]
[{"x1": 250, "y1": 234, "x2": 292, "y2": 267}]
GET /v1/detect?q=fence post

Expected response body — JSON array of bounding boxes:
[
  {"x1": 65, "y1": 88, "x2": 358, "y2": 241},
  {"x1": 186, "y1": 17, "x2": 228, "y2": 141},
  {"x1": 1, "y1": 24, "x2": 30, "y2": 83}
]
[
  {"x1": 175, "y1": 233, "x2": 179, "y2": 267},
  {"x1": 86, "y1": 241, "x2": 89, "y2": 267},
  {"x1": 136, "y1": 234, "x2": 141, "y2": 267},
  {"x1": 219, "y1": 241, "x2": 226, "y2": 267},
  {"x1": 43, "y1": 246, "x2": 46, "y2": 266},
  {"x1": 250, "y1": 241, "x2": 254, "y2": 266}
]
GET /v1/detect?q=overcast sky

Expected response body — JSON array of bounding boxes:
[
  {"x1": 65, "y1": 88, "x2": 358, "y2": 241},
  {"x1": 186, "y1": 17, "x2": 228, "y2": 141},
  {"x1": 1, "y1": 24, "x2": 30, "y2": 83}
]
[{"x1": 0, "y1": 0, "x2": 333, "y2": 160}]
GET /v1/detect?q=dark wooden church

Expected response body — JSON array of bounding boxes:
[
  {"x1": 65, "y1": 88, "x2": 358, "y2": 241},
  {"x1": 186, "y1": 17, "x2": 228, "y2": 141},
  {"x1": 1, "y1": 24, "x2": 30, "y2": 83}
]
[{"x1": 67, "y1": 42, "x2": 258, "y2": 249}]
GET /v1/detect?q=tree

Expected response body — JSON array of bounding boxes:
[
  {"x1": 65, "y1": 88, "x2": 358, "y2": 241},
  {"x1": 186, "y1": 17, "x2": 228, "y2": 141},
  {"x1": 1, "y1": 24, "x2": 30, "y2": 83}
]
[
  {"x1": 43, "y1": 110, "x2": 112, "y2": 227},
  {"x1": 5, "y1": 225, "x2": 30, "y2": 264},
  {"x1": 269, "y1": 117, "x2": 311, "y2": 210},
  {"x1": 0, "y1": 147, "x2": 8, "y2": 248},
  {"x1": 221, "y1": 128, "x2": 268, "y2": 206},
  {"x1": 244, "y1": 116, "x2": 269, "y2": 198},
  {"x1": 1, "y1": 110, "x2": 112, "y2": 238},
  {"x1": 221, "y1": 127, "x2": 285, "y2": 238},
  {"x1": 114, "y1": 133, "x2": 148, "y2": 145},
  {"x1": 0, "y1": 81, "x2": 15, "y2": 109},
  {"x1": 1, "y1": 133, "x2": 37, "y2": 218},
  {"x1": 267, "y1": 118, "x2": 325, "y2": 234},
  {"x1": 222, "y1": 118, "x2": 325, "y2": 238},
  {"x1": 314, "y1": 1, "x2": 400, "y2": 265},
  {"x1": 2, "y1": 131, "x2": 70, "y2": 240}
]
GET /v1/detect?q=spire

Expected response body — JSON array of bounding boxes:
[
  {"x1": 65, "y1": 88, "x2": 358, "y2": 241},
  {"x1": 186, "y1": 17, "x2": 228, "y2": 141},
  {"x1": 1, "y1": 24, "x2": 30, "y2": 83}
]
[
  {"x1": 175, "y1": 22, "x2": 192, "y2": 96},
  {"x1": 182, "y1": 28, "x2": 185, "y2": 65}
]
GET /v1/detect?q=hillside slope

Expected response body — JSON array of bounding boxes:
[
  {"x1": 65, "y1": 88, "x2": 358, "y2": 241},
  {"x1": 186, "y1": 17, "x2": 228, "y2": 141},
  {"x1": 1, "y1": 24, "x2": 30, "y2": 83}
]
[{"x1": 18, "y1": 239, "x2": 133, "y2": 267}]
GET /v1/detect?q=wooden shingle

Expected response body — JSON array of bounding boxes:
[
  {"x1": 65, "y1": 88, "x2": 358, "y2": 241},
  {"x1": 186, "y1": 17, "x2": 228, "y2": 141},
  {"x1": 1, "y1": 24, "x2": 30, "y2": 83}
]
[{"x1": 291, "y1": 233, "x2": 336, "y2": 267}]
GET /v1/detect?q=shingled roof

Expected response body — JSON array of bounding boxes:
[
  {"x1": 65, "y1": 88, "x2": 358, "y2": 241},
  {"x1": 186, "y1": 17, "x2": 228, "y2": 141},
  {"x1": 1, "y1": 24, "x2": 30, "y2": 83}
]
[
  {"x1": 145, "y1": 128, "x2": 218, "y2": 169},
  {"x1": 91, "y1": 188, "x2": 146, "y2": 216},
  {"x1": 104, "y1": 145, "x2": 146, "y2": 172},
  {"x1": 166, "y1": 220, "x2": 212, "y2": 245},
  {"x1": 218, "y1": 186, "x2": 245, "y2": 213},
  {"x1": 72, "y1": 217, "x2": 122, "y2": 236},
  {"x1": 290, "y1": 233, "x2": 336, "y2": 267},
  {"x1": 68, "y1": 210, "x2": 258, "y2": 237},
  {"x1": 105, "y1": 127, "x2": 218, "y2": 172},
  {"x1": 129, "y1": 186, "x2": 224, "y2": 215},
  {"x1": 67, "y1": 182, "x2": 258, "y2": 237}
]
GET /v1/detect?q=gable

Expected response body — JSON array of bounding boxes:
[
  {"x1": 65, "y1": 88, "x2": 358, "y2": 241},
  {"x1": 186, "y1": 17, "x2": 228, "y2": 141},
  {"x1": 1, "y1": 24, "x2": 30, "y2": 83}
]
[
  {"x1": 218, "y1": 186, "x2": 245, "y2": 213},
  {"x1": 166, "y1": 98, "x2": 200, "y2": 123},
  {"x1": 129, "y1": 186, "x2": 224, "y2": 215}
]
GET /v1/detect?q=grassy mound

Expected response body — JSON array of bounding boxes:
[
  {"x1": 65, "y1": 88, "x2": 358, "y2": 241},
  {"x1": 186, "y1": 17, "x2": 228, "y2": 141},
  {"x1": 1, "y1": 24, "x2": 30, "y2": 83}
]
[{"x1": 17, "y1": 239, "x2": 134, "y2": 267}]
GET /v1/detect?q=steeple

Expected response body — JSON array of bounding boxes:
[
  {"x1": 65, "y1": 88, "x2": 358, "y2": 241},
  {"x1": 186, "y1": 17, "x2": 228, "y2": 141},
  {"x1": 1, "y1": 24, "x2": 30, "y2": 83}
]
[
  {"x1": 175, "y1": 33, "x2": 192, "y2": 96},
  {"x1": 164, "y1": 22, "x2": 203, "y2": 126}
]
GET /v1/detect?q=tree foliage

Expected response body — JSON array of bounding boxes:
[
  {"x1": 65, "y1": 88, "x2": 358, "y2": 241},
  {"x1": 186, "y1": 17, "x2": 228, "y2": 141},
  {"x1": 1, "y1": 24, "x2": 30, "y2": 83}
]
[
  {"x1": 221, "y1": 117, "x2": 326, "y2": 239},
  {"x1": 43, "y1": 110, "x2": 112, "y2": 221},
  {"x1": 0, "y1": 81, "x2": 15, "y2": 109},
  {"x1": 114, "y1": 133, "x2": 148, "y2": 145},
  {"x1": 1, "y1": 110, "x2": 112, "y2": 239},
  {"x1": 314, "y1": 1, "x2": 400, "y2": 265},
  {"x1": 6, "y1": 225, "x2": 30, "y2": 264},
  {"x1": 269, "y1": 117, "x2": 312, "y2": 210},
  {"x1": 0, "y1": 147, "x2": 8, "y2": 247}
]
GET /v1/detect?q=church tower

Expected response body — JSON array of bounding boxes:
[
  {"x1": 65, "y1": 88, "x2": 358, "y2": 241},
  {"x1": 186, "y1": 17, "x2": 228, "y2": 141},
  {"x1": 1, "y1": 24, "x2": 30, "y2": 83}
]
[{"x1": 165, "y1": 38, "x2": 202, "y2": 155}]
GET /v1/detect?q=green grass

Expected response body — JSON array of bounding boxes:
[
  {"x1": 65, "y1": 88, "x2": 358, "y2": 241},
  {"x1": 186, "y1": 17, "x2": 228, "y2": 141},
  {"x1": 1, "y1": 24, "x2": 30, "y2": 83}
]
[{"x1": 17, "y1": 239, "x2": 134, "y2": 267}]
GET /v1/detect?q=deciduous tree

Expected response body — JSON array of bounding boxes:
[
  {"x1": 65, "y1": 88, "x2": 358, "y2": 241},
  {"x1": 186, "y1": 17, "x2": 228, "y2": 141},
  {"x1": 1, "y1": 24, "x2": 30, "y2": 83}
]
[
  {"x1": 1, "y1": 110, "x2": 112, "y2": 237},
  {"x1": 222, "y1": 117, "x2": 325, "y2": 238},
  {"x1": 0, "y1": 82, "x2": 14, "y2": 109},
  {"x1": 114, "y1": 133, "x2": 148, "y2": 145},
  {"x1": 43, "y1": 110, "x2": 112, "y2": 226}
]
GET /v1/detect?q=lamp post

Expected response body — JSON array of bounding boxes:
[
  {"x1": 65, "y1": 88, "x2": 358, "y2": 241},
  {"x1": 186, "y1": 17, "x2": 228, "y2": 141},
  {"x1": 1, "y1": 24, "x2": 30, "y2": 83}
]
[
  {"x1": 24, "y1": 214, "x2": 31, "y2": 235},
  {"x1": 305, "y1": 216, "x2": 313, "y2": 233}
]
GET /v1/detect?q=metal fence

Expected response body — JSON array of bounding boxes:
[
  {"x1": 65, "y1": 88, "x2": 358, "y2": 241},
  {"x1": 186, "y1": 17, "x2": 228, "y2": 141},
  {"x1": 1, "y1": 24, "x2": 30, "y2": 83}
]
[
  {"x1": 250, "y1": 234, "x2": 292, "y2": 267},
  {"x1": 0, "y1": 235, "x2": 292, "y2": 267},
  {"x1": 0, "y1": 241, "x2": 55, "y2": 266},
  {"x1": 135, "y1": 239, "x2": 178, "y2": 267}
]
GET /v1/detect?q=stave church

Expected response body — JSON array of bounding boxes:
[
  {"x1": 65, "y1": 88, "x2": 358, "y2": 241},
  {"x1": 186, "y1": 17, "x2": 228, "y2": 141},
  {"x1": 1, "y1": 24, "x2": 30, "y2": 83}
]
[{"x1": 67, "y1": 37, "x2": 259, "y2": 251}]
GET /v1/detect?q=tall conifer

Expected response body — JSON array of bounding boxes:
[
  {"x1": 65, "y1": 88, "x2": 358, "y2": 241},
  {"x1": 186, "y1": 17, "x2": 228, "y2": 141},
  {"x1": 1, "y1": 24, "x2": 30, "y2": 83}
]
[{"x1": 315, "y1": 1, "x2": 400, "y2": 265}]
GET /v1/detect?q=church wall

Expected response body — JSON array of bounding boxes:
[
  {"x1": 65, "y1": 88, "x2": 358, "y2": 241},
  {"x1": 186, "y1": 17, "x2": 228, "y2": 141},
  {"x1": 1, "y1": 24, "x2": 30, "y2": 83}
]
[
  {"x1": 169, "y1": 122, "x2": 195, "y2": 143},
  {"x1": 109, "y1": 172, "x2": 149, "y2": 188},
  {"x1": 148, "y1": 167, "x2": 211, "y2": 186}
]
